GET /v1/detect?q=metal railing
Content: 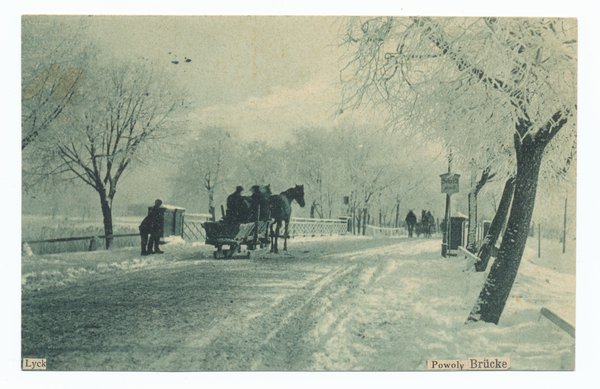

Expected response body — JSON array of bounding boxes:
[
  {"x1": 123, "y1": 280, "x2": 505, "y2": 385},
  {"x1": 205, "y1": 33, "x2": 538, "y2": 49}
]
[
  {"x1": 288, "y1": 217, "x2": 348, "y2": 237},
  {"x1": 22, "y1": 215, "x2": 353, "y2": 254},
  {"x1": 182, "y1": 215, "x2": 349, "y2": 242},
  {"x1": 365, "y1": 225, "x2": 407, "y2": 237},
  {"x1": 22, "y1": 233, "x2": 140, "y2": 255},
  {"x1": 182, "y1": 214, "x2": 212, "y2": 243}
]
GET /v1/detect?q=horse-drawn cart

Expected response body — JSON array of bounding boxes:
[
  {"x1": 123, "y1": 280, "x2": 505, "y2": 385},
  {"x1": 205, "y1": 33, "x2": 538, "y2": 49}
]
[
  {"x1": 202, "y1": 219, "x2": 271, "y2": 259},
  {"x1": 202, "y1": 184, "x2": 305, "y2": 258}
]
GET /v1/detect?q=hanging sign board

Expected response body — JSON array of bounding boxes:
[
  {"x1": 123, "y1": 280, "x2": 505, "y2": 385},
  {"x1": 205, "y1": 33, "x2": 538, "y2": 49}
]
[{"x1": 440, "y1": 173, "x2": 460, "y2": 195}]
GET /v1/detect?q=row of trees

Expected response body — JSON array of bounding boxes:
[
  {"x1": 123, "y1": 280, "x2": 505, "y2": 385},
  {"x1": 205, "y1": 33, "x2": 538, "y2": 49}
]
[
  {"x1": 338, "y1": 17, "x2": 577, "y2": 324},
  {"x1": 22, "y1": 18, "x2": 446, "y2": 252},
  {"x1": 169, "y1": 125, "x2": 447, "y2": 224}
]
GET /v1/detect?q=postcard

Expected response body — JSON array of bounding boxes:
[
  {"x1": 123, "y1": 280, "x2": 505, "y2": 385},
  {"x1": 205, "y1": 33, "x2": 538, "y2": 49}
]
[{"x1": 20, "y1": 15, "x2": 576, "y2": 372}]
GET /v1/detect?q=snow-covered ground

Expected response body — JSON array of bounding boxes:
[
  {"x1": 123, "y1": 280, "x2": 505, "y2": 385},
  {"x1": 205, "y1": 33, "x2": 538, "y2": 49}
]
[{"x1": 21, "y1": 234, "x2": 575, "y2": 371}]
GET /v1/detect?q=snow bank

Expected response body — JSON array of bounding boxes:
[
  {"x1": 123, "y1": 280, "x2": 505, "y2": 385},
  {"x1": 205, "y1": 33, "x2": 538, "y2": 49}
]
[
  {"x1": 21, "y1": 240, "x2": 212, "y2": 291},
  {"x1": 163, "y1": 235, "x2": 186, "y2": 245},
  {"x1": 308, "y1": 239, "x2": 575, "y2": 370}
]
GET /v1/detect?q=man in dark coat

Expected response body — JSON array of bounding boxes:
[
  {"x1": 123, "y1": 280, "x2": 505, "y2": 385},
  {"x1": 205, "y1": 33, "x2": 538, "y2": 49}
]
[
  {"x1": 226, "y1": 186, "x2": 246, "y2": 223},
  {"x1": 426, "y1": 211, "x2": 435, "y2": 234},
  {"x1": 405, "y1": 210, "x2": 417, "y2": 238},
  {"x1": 139, "y1": 199, "x2": 163, "y2": 256},
  {"x1": 251, "y1": 184, "x2": 271, "y2": 221}
]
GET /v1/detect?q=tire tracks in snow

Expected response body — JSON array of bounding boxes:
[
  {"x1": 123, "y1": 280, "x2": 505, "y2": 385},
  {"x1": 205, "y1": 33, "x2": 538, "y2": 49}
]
[
  {"x1": 248, "y1": 262, "x2": 358, "y2": 370},
  {"x1": 148, "y1": 260, "x2": 359, "y2": 371},
  {"x1": 154, "y1": 239, "x2": 419, "y2": 370}
]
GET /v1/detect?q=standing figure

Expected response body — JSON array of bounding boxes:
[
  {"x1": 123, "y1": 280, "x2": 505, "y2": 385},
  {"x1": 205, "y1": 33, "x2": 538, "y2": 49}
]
[
  {"x1": 426, "y1": 211, "x2": 435, "y2": 236},
  {"x1": 226, "y1": 186, "x2": 246, "y2": 223},
  {"x1": 248, "y1": 184, "x2": 271, "y2": 222},
  {"x1": 405, "y1": 210, "x2": 417, "y2": 238},
  {"x1": 139, "y1": 199, "x2": 164, "y2": 256}
]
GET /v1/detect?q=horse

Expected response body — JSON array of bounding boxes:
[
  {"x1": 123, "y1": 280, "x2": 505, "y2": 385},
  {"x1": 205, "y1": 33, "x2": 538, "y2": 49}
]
[
  {"x1": 415, "y1": 210, "x2": 435, "y2": 238},
  {"x1": 268, "y1": 185, "x2": 305, "y2": 253},
  {"x1": 425, "y1": 211, "x2": 435, "y2": 236}
]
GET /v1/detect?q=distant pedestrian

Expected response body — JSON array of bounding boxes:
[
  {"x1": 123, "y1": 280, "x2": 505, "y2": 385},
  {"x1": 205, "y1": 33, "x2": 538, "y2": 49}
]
[
  {"x1": 405, "y1": 210, "x2": 417, "y2": 237},
  {"x1": 139, "y1": 199, "x2": 164, "y2": 256},
  {"x1": 426, "y1": 211, "x2": 435, "y2": 236},
  {"x1": 226, "y1": 186, "x2": 246, "y2": 223}
]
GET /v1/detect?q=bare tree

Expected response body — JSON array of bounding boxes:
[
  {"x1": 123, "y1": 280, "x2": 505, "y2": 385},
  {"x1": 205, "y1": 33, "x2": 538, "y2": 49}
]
[
  {"x1": 293, "y1": 128, "x2": 344, "y2": 219},
  {"x1": 171, "y1": 128, "x2": 238, "y2": 220},
  {"x1": 27, "y1": 60, "x2": 183, "y2": 248}
]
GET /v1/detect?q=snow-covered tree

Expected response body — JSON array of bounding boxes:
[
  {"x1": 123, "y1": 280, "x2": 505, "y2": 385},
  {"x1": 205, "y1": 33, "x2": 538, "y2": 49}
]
[
  {"x1": 291, "y1": 128, "x2": 346, "y2": 219},
  {"x1": 26, "y1": 59, "x2": 184, "y2": 248},
  {"x1": 339, "y1": 17, "x2": 576, "y2": 323},
  {"x1": 171, "y1": 127, "x2": 240, "y2": 220},
  {"x1": 21, "y1": 16, "x2": 94, "y2": 150}
]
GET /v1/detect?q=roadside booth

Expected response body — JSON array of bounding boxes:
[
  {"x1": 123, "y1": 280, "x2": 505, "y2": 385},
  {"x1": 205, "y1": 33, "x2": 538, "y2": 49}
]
[
  {"x1": 147, "y1": 204, "x2": 186, "y2": 239},
  {"x1": 449, "y1": 214, "x2": 468, "y2": 251}
]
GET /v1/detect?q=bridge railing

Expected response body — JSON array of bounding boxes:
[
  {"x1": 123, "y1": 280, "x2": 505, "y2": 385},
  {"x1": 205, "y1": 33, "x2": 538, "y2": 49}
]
[
  {"x1": 182, "y1": 215, "x2": 350, "y2": 243},
  {"x1": 288, "y1": 217, "x2": 348, "y2": 237},
  {"x1": 365, "y1": 225, "x2": 407, "y2": 237},
  {"x1": 182, "y1": 214, "x2": 212, "y2": 243}
]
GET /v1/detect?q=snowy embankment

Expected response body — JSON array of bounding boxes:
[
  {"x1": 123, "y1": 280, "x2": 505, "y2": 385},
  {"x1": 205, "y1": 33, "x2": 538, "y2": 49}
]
[
  {"x1": 20, "y1": 235, "x2": 370, "y2": 291},
  {"x1": 306, "y1": 238, "x2": 575, "y2": 370},
  {"x1": 21, "y1": 236, "x2": 207, "y2": 291},
  {"x1": 21, "y1": 235, "x2": 575, "y2": 370}
]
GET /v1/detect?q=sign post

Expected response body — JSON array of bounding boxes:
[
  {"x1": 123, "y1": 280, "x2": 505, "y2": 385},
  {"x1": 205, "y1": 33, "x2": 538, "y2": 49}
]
[{"x1": 440, "y1": 172, "x2": 460, "y2": 257}]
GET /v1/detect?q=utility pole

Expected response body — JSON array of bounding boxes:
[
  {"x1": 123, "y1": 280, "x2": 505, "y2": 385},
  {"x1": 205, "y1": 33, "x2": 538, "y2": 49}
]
[{"x1": 441, "y1": 151, "x2": 459, "y2": 257}]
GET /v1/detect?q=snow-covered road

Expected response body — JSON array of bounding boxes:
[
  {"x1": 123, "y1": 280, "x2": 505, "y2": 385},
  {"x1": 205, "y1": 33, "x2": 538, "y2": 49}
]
[{"x1": 21, "y1": 236, "x2": 575, "y2": 371}]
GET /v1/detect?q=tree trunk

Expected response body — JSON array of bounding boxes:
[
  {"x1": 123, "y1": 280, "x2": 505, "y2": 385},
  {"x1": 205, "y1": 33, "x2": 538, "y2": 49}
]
[
  {"x1": 466, "y1": 191, "x2": 478, "y2": 252},
  {"x1": 98, "y1": 188, "x2": 114, "y2": 250},
  {"x1": 467, "y1": 139, "x2": 545, "y2": 324},
  {"x1": 356, "y1": 209, "x2": 362, "y2": 235},
  {"x1": 208, "y1": 188, "x2": 215, "y2": 221},
  {"x1": 362, "y1": 208, "x2": 368, "y2": 235},
  {"x1": 466, "y1": 169, "x2": 492, "y2": 253},
  {"x1": 474, "y1": 177, "x2": 515, "y2": 272},
  {"x1": 442, "y1": 194, "x2": 450, "y2": 257}
]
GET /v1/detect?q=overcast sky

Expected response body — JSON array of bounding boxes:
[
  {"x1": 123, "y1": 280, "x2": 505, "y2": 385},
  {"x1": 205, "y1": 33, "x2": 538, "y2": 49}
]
[
  {"x1": 80, "y1": 16, "x2": 372, "y2": 145},
  {"x1": 21, "y1": 15, "x2": 370, "y2": 207}
]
